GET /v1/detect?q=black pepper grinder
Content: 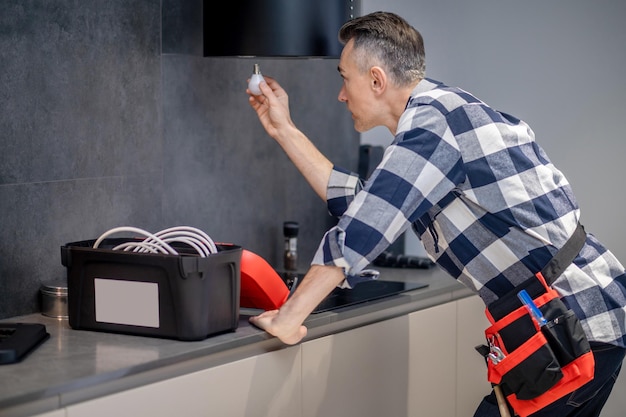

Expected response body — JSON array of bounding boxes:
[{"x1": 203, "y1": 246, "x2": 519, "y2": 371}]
[{"x1": 283, "y1": 221, "x2": 299, "y2": 273}]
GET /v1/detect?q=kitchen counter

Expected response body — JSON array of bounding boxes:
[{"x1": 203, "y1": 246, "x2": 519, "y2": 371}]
[{"x1": 0, "y1": 266, "x2": 473, "y2": 417}]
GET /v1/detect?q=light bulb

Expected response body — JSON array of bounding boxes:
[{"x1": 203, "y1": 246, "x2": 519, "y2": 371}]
[{"x1": 248, "y1": 64, "x2": 265, "y2": 96}]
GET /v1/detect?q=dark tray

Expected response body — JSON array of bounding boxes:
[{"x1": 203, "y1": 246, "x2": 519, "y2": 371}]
[{"x1": 0, "y1": 323, "x2": 49, "y2": 365}]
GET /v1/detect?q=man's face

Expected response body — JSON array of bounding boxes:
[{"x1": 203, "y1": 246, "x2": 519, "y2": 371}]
[{"x1": 337, "y1": 40, "x2": 378, "y2": 132}]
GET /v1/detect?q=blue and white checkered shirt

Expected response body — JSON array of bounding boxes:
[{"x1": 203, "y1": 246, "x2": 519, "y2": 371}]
[{"x1": 312, "y1": 78, "x2": 626, "y2": 347}]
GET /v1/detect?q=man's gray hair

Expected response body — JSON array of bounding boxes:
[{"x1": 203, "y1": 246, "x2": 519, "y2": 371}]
[{"x1": 339, "y1": 11, "x2": 426, "y2": 87}]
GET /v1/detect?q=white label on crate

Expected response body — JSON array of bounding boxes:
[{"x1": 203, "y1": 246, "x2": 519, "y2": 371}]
[{"x1": 94, "y1": 278, "x2": 159, "y2": 328}]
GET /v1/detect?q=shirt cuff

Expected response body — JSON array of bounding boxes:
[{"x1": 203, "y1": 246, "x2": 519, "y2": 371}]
[
  {"x1": 311, "y1": 225, "x2": 375, "y2": 289},
  {"x1": 326, "y1": 166, "x2": 362, "y2": 217}
]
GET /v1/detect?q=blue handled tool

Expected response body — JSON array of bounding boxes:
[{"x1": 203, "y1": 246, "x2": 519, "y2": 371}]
[{"x1": 517, "y1": 289, "x2": 548, "y2": 326}]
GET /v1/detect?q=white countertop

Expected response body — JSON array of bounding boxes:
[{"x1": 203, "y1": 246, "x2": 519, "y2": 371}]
[{"x1": 0, "y1": 266, "x2": 472, "y2": 417}]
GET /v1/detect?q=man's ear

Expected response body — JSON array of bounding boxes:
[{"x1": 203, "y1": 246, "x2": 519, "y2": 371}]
[{"x1": 370, "y1": 66, "x2": 387, "y2": 95}]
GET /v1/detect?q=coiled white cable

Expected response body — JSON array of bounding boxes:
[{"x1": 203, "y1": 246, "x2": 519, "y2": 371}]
[
  {"x1": 93, "y1": 226, "x2": 218, "y2": 257},
  {"x1": 114, "y1": 241, "x2": 163, "y2": 254},
  {"x1": 154, "y1": 226, "x2": 218, "y2": 254}
]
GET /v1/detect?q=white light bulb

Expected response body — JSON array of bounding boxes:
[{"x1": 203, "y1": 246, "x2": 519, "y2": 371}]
[{"x1": 248, "y1": 64, "x2": 265, "y2": 96}]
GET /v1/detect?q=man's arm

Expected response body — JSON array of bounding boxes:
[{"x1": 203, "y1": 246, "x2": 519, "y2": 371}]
[
  {"x1": 247, "y1": 76, "x2": 347, "y2": 343},
  {"x1": 248, "y1": 77, "x2": 333, "y2": 201},
  {"x1": 248, "y1": 264, "x2": 345, "y2": 345}
]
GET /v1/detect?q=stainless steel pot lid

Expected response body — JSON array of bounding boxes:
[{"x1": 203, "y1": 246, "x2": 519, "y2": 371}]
[{"x1": 40, "y1": 281, "x2": 68, "y2": 296}]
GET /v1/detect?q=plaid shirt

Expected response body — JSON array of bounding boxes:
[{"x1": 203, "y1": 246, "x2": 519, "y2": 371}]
[{"x1": 313, "y1": 78, "x2": 626, "y2": 347}]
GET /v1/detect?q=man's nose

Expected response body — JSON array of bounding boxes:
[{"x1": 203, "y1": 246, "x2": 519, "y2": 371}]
[{"x1": 338, "y1": 86, "x2": 347, "y2": 102}]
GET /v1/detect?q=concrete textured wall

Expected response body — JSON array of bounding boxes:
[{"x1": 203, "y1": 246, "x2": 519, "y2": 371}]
[{"x1": 0, "y1": 1, "x2": 359, "y2": 319}]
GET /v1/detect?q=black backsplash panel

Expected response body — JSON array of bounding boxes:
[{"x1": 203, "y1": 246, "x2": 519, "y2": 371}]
[
  {"x1": 0, "y1": 1, "x2": 358, "y2": 319},
  {"x1": 160, "y1": 55, "x2": 358, "y2": 271}
]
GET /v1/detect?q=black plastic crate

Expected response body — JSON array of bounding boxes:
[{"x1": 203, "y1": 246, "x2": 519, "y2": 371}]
[{"x1": 61, "y1": 238, "x2": 241, "y2": 341}]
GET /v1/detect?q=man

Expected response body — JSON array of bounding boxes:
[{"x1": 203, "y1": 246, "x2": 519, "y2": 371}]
[{"x1": 247, "y1": 11, "x2": 626, "y2": 417}]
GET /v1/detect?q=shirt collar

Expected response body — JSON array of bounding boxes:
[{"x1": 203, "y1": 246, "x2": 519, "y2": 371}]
[
  {"x1": 411, "y1": 78, "x2": 441, "y2": 97},
  {"x1": 405, "y1": 78, "x2": 441, "y2": 110}
]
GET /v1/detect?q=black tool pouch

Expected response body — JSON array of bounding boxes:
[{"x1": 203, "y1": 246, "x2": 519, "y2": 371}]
[
  {"x1": 483, "y1": 274, "x2": 593, "y2": 403},
  {"x1": 477, "y1": 224, "x2": 594, "y2": 417}
]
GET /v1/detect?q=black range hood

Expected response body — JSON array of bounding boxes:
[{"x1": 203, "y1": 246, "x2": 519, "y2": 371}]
[
  {"x1": 162, "y1": 0, "x2": 360, "y2": 58},
  {"x1": 204, "y1": 0, "x2": 360, "y2": 58}
]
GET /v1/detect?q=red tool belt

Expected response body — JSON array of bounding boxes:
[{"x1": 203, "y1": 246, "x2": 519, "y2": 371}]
[{"x1": 477, "y1": 224, "x2": 595, "y2": 417}]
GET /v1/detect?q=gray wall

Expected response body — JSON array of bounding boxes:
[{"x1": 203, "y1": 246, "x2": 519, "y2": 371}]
[
  {"x1": 0, "y1": 1, "x2": 358, "y2": 319},
  {"x1": 363, "y1": 0, "x2": 626, "y2": 265}
]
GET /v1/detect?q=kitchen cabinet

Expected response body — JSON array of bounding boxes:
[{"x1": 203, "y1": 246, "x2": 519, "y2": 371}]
[
  {"x1": 455, "y1": 295, "x2": 492, "y2": 416},
  {"x1": 407, "y1": 302, "x2": 457, "y2": 416},
  {"x1": 35, "y1": 295, "x2": 490, "y2": 417},
  {"x1": 300, "y1": 295, "x2": 490, "y2": 417},
  {"x1": 407, "y1": 295, "x2": 491, "y2": 417},
  {"x1": 65, "y1": 346, "x2": 301, "y2": 417},
  {"x1": 301, "y1": 315, "x2": 410, "y2": 417}
]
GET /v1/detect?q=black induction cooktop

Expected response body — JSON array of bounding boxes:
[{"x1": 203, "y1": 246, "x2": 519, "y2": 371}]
[{"x1": 310, "y1": 279, "x2": 428, "y2": 313}]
